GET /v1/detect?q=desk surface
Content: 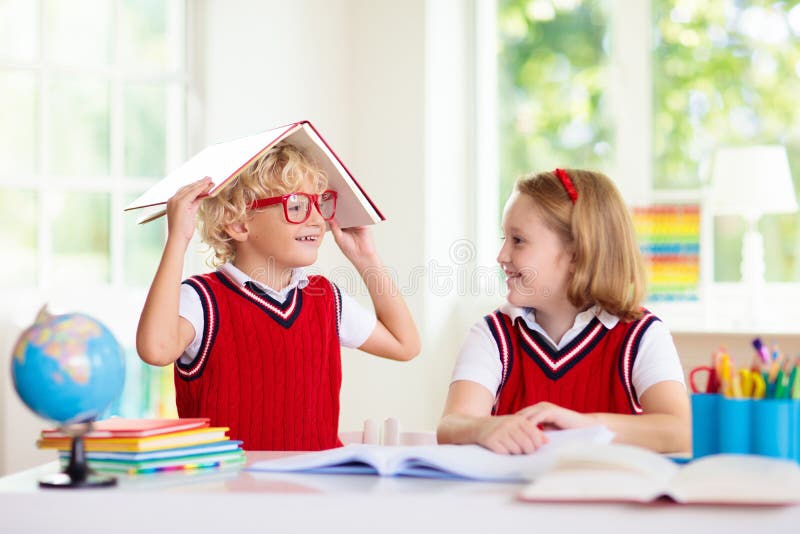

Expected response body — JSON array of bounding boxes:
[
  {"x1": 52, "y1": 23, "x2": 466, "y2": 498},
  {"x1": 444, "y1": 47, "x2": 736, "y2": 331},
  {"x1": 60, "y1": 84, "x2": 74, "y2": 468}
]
[{"x1": 1, "y1": 451, "x2": 799, "y2": 533}]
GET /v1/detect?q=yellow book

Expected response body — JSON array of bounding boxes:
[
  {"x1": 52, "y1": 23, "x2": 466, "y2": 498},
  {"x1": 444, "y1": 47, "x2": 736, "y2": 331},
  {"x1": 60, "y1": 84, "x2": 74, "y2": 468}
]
[{"x1": 37, "y1": 427, "x2": 230, "y2": 452}]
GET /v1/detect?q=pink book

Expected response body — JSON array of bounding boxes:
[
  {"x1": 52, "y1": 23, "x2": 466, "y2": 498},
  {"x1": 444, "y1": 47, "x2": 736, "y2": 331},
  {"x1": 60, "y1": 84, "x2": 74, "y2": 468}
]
[{"x1": 41, "y1": 418, "x2": 210, "y2": 439}]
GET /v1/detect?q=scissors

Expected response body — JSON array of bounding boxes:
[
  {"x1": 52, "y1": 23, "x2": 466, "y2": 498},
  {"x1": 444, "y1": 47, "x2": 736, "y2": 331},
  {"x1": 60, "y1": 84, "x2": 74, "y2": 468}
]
[{"x1": 689, "y1": 365, "x2": 718, "y2": 394}]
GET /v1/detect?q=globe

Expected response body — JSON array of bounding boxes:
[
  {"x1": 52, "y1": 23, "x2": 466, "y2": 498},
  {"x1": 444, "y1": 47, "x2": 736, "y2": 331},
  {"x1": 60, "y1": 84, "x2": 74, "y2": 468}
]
[{"x1": 11, "y1": 307, "x2": 125, "y2": 425}]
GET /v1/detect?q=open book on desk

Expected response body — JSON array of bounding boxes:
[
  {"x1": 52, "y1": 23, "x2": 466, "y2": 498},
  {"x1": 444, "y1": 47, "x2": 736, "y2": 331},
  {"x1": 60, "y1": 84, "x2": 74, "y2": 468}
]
[
  {"x1": 518, "y1": 443, "x2": 800, "y2": 505},
  {"x1": 247, "y1": 426, "x2": 613, "y2": 482}
]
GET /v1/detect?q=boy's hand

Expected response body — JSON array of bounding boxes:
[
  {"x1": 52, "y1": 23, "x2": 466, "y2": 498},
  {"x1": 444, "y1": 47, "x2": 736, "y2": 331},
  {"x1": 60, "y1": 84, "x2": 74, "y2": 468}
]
[
  {"x1": 166, "y1": 177, "x2": 213, "y2": 245},
  {"x1": 517, "y1": 402, "x2": 598, "y2": 431},
  {"x1": 474, "y1": 414, "x2": 548, "y2": 455},
  {"x1": 329, "y1": 221, "x2": 378, "y2": 267}
]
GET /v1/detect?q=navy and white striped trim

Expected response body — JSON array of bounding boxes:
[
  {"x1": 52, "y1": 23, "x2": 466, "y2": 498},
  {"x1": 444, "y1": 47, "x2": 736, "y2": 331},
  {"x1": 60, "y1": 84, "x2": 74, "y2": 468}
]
[
  {"x1": 516, "y1": 317, "x2": 607, "y2": 380},
  {"x1": 331, "y1": 282, "x2": 342, "y2": 337},
  {"x1": 176, "y1": 276, "x2": 219, "y2": 381},
  {"x1": 618, "y1": 312, "x2": 659, "y2": 414},
  {"x1": 217, "y1": 271, "x2": 303, "y2": 329},
  {"x1": 484, "y1": 311, "x2": 514, "y2": 396}
]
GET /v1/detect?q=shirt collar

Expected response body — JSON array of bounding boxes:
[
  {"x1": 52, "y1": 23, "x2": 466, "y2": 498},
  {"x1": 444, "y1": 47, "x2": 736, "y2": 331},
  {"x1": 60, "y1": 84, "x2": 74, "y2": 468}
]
[
  {"x1": 219, "y1": 263, "x2": 309, "y2": 297},
  {"x1": 501, "y1": 303, "x2": 619, "y2": 347}
]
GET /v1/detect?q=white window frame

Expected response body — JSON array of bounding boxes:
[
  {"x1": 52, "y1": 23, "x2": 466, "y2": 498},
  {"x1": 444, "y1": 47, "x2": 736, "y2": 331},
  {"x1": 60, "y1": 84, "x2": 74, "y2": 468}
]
[
  {"x1": 0, "y1": 1, "x2": 202, "y2": 321},
  {"x1": 0, "y1": 1, "x2": 191, "y2": 290},
  {"x1": 474, "y1": 0, "x2": 800, "y2": 334},
  {"x1": 0, "y1": 0, "x2": 203, "y2": 474}
]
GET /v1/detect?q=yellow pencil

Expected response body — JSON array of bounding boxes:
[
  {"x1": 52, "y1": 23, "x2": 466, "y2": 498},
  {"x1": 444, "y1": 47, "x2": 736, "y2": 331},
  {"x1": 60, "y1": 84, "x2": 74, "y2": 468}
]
[
  {"x1": 751, "y1": 372, "x2": 766, "y2": 399},
  {"x1": 730, "y1": 372, "x2": 743, "y2": 398},
  {"x1": 738, "y1": 368, "x2": 753, "y2": 398}
]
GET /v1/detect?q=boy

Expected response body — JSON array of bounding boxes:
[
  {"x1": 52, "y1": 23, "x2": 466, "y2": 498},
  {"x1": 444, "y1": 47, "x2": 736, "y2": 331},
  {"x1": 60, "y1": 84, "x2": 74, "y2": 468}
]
[{"x1": 137, "y1": 142, "x2": 420, "y2": 450}]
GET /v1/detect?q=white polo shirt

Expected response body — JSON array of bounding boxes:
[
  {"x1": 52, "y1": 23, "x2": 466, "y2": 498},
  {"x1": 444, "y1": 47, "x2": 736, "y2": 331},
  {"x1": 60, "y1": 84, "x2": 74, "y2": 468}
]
[
  {"x1": 178, "y1": 263, "x2": 377, "y2": 365},
  {"x1": 451, "y1": 304, "x2": 686, "y2": 402}
]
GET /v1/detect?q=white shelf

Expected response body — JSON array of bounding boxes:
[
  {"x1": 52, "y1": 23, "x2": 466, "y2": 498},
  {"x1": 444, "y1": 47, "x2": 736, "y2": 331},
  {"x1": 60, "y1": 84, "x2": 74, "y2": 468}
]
[{"x1": 647, "y1": 283, "x2": 800, "y2": 336}]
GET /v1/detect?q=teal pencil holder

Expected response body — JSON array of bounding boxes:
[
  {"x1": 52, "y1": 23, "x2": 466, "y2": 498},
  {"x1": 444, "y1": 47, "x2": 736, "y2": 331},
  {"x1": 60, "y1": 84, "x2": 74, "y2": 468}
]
[
  {"x1": 691, "y1": 393, "x2": 719, "y2": 458},
  {"x1": 691, "y1": 394, "x2": 799, "y2": 462}
]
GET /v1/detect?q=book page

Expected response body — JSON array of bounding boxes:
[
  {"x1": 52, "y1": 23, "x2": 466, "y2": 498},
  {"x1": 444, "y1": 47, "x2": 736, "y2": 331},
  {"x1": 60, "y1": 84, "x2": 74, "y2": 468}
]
[
  {"x1": 550, "y1": 442, "x2": 679, "y2": 482},
  {"x1": 247, "y1": 427, "x2": 614, "y2": 481},
  {"x1": 390, "y1": 444, "x2": 556, "y2": 481},
  {"x1": 669, "y1": 454, "x2": 800, "y2": 504},
  {"x1": 519, "y1": 469, "x2": 668, "y2": 503},
  {"x1": 125, "y1": 124, "x2": 295, "y2": 210},
  {"x1": 393, "y1": 426, "x2": 616, "y2": 481},
  {"x1": 518, "y1": 443, "x2": 678, "y2": 503},
  {"x1": 247, "y1": 445, "x2": 384, "y2": 475},
  {"x1": 250, "y1": 444, "x2": 555, "y2": 482},
  {"x1": 287, "y1": 124, "x2": 382, "y2": 227}
]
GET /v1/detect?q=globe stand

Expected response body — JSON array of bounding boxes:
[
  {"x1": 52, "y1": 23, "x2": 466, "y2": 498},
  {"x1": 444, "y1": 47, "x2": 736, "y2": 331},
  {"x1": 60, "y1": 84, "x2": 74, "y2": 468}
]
[{"x1": 39, "y1": 422, "x2": 117, "y2": 489}]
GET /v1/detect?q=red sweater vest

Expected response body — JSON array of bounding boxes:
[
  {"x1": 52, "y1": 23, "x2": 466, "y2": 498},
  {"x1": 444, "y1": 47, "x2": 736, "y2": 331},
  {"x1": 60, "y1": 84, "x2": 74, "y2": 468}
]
[
  {"x1": 174, "y1": 272, "x2": 343, "y2": 451},
  {"x1": 485, "y1": 310, "x2": 659, "y2": 416}
]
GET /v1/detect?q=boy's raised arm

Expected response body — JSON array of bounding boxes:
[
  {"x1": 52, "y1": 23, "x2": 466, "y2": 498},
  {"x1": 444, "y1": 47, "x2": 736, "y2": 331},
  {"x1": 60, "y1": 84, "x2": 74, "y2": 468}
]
[
  {"x1": 330, "y1": 222, "x2": 420, "y2": 362},
  {"x1": 136, "y1": 178, "x2": 212, "y2": 366}
]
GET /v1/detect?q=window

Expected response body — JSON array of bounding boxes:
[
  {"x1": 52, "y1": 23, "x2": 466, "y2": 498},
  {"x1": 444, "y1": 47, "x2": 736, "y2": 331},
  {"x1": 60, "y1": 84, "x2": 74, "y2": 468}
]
[
  {"x1": 0, "y1": 0, "x2": 194, "y2": 416},
  {"x1": 0, "y1": 0, "x2": 189, "y2": 288},
  {"x1": 494, "y1": 0, "x2": 800, "y2": 286},
  {"x1": 652, "y1": 0, "x2": 800, "y2": 282},
  {"x1": 497, "y1": 0, "x2": 613, "y2": 211}
]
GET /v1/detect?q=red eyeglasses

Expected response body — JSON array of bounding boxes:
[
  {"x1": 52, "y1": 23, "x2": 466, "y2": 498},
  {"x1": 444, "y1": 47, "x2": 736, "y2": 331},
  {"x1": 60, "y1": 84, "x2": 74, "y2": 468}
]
[{"x1": 248, "y1": 190, "x2": 337, "y2": 224}]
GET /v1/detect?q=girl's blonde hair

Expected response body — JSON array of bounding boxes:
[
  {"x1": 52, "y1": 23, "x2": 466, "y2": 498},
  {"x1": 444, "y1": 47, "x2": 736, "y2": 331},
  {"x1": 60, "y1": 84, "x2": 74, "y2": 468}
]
[
  {"x1": 515, "y1": 169, "x2": 645, "y2": 322},
  {"x1": 197, "y1": 142, "x2": 327, "y2": 266}
]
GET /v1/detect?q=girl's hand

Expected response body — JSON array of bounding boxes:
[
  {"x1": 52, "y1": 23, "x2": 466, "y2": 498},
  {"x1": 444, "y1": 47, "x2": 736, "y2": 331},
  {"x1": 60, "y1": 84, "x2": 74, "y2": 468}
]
[
  {"x1": 166, "y1": 177, "x2": 213, "y2": 245},
  {"x1": 329, "y1": 221, "x2": 378, "y2": 266},
  {"x1": 474, "y1": 414, "x2": 548, "y2": 455},
  {"x1": 517, "y1": 402, "x2": 598, "y2": 431}
]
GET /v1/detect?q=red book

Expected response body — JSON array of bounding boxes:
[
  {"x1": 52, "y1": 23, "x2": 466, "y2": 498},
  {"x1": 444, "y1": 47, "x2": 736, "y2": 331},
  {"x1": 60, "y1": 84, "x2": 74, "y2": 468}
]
[{"x1": 41, "y1": 418, "x2": 210, "y2": 439}]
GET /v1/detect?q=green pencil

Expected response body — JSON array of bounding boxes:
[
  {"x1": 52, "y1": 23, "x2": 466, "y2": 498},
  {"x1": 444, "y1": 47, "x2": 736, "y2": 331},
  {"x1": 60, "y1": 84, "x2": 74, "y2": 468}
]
[
  {"x1": 790, "y1": 357, "x2": 800, "y2": 400},
  {"x1": 773, "y1": 369, "x2": 787, "y2": 399}
]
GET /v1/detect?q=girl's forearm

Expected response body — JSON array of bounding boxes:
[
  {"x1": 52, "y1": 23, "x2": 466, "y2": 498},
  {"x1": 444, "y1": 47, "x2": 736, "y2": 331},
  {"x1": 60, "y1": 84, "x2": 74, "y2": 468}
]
[
  {"x1": 437, "y1": 413, "x2": 484, "y2": 445},
  {"x1": 592, "y1": 412, "x2": 691, "y2": 453}
]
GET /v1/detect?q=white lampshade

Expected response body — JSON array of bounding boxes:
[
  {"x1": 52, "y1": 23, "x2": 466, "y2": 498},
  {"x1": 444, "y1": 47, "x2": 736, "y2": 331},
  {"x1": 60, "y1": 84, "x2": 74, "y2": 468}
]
[{"x1": 710, "y1": 145, "x2": 798, "y2": 218}]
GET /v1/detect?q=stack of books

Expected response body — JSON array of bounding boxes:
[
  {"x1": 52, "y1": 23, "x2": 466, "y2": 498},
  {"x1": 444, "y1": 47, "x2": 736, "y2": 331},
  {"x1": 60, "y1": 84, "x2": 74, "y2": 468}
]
[{"x1": 37, "y1": 418, "x2": 246, "y2": 475}]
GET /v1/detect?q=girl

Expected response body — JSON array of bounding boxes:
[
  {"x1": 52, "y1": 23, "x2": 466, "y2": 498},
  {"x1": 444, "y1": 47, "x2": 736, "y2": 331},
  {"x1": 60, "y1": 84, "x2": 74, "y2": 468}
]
[{"x1": 437, "y1": 168, "x2": 689, "y2": 454}]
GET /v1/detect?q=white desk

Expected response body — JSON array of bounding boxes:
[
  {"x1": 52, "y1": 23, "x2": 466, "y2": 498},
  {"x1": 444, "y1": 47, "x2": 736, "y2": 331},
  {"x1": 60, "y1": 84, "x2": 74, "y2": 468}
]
[{"x1": 1, "y1": 451, "x2": 798, "y2": 533}]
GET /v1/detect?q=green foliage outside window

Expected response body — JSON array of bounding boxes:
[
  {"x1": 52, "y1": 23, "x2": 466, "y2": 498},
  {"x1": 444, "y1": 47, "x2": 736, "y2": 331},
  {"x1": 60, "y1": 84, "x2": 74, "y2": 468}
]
[
  {"x1": 497, "y1": 0, "x2": 612, "y2": 215},
  {"x1": 498, "y1": 0, "x2": 800, "y2": 282},
  {"x1": 653, "y1": 0, "x2": 800, "y2": 281}
]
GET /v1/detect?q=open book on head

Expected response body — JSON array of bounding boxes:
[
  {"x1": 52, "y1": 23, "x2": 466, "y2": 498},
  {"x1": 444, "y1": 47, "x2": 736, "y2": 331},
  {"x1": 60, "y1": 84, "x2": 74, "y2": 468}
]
[
  {"x1": 125, "y1": 120, "x2": 384, "y2": 228},
  {"x1": 518, "y1": 443, "x2": 800, "y2": 505},
  {"x1": 246, "y1": 426, "x2": 614, "y2": 482}
]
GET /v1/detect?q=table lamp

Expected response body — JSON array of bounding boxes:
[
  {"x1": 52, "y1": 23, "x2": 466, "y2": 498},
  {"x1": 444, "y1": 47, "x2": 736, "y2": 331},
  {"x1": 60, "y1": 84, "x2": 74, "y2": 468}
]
[{"x1": 710, "y1": 145, "x2": 797, "y2": 287}]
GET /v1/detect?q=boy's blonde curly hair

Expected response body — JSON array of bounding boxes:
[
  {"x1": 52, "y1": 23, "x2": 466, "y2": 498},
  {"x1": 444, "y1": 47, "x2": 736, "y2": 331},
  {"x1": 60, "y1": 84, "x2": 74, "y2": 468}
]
[{"x1": 197, "y1": 142, "x2": 328, "y2": 266}]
